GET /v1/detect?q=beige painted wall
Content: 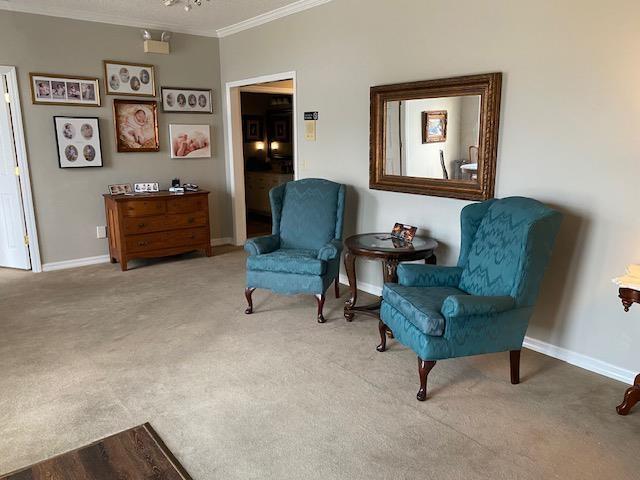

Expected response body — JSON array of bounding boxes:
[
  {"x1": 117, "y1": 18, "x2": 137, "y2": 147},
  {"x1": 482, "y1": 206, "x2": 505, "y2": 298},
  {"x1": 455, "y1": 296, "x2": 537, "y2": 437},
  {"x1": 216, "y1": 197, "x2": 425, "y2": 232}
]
[
  {"x1": 219, "y1": 0, "x2": 640, "y2": 374},
  {"x1": 0, "y1": 11, "x2": 229, "y2": 264}
]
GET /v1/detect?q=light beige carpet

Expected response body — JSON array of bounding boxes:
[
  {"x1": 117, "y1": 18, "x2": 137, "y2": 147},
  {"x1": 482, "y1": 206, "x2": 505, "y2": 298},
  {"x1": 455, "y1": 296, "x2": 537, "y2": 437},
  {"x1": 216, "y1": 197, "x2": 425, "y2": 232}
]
[{"x1": 1, "y1": 248, "x2": 638, "y2": 479}]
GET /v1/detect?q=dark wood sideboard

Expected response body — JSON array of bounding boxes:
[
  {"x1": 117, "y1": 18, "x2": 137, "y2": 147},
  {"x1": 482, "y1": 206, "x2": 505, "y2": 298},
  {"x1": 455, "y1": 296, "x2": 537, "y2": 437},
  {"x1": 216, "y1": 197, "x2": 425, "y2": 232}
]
[{"x1": 103, "y1": 191, "x2": 212, "y2": 271}]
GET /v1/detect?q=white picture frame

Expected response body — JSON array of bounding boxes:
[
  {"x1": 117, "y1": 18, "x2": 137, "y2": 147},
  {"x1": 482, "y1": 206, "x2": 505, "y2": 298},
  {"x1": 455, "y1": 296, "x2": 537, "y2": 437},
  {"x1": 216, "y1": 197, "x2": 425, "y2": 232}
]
[
  {"x1": 54, "y1": 116, "x2": 103, "y2": 168},
  {"x1": 103, "y1": 60, "x2": 155, "y2": 97},
  {"x1": 169, "y1": 124, "x2": 211, "y2": 159},
  {"x1": 134, "y1": 182, "x2": 160, "y2": 193}
]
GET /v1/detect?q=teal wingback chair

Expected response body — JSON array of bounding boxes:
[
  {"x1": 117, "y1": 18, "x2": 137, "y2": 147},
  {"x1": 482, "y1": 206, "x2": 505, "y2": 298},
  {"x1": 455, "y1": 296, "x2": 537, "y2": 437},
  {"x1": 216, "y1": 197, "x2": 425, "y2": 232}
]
[
  {"x1": 244, "y1": 178, "x2": 346, "y2": 323},
  {"x1": 378, "y1": 197, "x2": 562, "y2": 401}
]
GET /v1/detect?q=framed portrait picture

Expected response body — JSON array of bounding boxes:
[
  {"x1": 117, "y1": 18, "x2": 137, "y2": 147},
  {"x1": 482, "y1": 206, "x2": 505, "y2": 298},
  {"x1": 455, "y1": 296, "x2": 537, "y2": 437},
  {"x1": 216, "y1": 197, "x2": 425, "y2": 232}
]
[
  {"x1": 53, "y1": 116, "x2": 103, "y2": 168},
  {"x1": 113, "y1": 99, "x2": 160, "y2": 152},
  {"x1": 30, "y1": 73, "x2": 100, "y2": 106},
  {"x1": 422, "y1": 110, "x2": 447, "y2": 143},
  {"x1": 169, "y1": 124, "x2": 211, "y2": 159},
  {"x1": 134, "y1": 182, "x2": 159, "y2": 193},
  {"x1": 103, "y1": 60, "x2": 155, "y2": 97},
  {"x1": 268, "y1": 113, "x2": 291, "y2": 143},
  {"x1": 108, "y1": 184, "x2": 133, "y2": 195},
  {"x1": 161, "y1": 87, "x2": 213, "y2": 113},
  {"x1": 242, "y1": 115, "x2": 263, "y2": 141}
]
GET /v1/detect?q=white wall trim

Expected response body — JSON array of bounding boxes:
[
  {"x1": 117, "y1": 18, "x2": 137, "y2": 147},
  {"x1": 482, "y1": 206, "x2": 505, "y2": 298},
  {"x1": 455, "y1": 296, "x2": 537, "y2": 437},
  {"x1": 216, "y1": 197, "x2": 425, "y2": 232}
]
[
  {"x1": 224, "y1": 71, "x2": 298, "y2": 247},
  {"x1": 41, "y1": 238, "x2": 233, "y2": 272},
  {"x1": 216, "y1": 0, "x2": 332, "y2": 38},
  {"x1": 521, "y1": 336, "x2": 636, "y2": 385},
  {"x1": 0, "y1": 65, "x2": 42, "y2": 272},
  {"x1": 43, "y1": 255, "x2": 110, "y2": 272},
  {"x1": 341, "y1": 273, "x2": 636, "y2": 385},
  {"x1": 0, "y1": 0, "x2": 332, "y2": 38}
]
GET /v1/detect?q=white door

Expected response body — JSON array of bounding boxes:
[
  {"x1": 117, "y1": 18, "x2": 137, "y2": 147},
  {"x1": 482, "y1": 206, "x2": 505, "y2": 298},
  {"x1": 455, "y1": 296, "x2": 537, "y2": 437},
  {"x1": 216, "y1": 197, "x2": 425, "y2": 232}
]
[{"x1": 0, "y1": 74, "x2": 30, "y2": 269}]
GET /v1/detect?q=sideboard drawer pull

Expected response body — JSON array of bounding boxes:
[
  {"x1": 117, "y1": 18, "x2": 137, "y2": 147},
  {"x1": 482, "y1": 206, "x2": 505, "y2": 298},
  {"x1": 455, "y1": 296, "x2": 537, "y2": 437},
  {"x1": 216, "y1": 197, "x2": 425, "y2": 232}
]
[
  {"x1": 188, "y1": 217, "x2": 195, "y2": 224},
  {"x1": 138, "y1": 222, "x2": 146, "y2": 228},
  {"x1": 138, "y1": 240, "x2": 149, "y2": 246}
]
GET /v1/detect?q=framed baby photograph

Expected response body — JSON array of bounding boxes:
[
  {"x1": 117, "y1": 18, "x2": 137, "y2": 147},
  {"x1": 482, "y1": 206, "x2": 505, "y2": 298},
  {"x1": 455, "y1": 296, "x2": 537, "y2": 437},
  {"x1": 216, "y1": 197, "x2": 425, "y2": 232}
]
[
  {"x1": 53, "y1": 116, "x2": 103, "y2": 168},
  {"x1": 30, "y1": 73, "x2": 101, "y2": 106},
  {"x1": 103, "y1": 60, "x2": 155, "y2": 97},
  {"x1": 113, "y1": 99, "x2": 159, "y2": 152},
  {"x1": 161, "y1": 87, "x2": 213, "y2": 113},
  {"x1": 108, "y1": 183, "x2": 133, "y2": 195},
  {"x1": 169, "y1": 124, "x2": 211, "y2": 159}
]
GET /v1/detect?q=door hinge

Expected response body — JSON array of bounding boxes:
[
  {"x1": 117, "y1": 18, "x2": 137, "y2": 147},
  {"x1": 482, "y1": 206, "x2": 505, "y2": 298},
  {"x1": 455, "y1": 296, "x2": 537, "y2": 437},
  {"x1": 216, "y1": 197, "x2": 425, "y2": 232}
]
[
  {"x1": 24, "y1": 234, "x2": 29, "y2": 245},
  {"x1": 14, "y1": 166, "x2": 19, "y2": 176},
  {"x1": 4, "y1": 92, "x2": 9, "y2": 104}
]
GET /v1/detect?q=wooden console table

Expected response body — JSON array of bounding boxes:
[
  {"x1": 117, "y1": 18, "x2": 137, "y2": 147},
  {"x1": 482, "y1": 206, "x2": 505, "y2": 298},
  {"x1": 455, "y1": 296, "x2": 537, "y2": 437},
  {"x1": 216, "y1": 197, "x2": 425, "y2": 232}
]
[{"x1": 616, "y1": 287, "x2": 640, "y2": 415}]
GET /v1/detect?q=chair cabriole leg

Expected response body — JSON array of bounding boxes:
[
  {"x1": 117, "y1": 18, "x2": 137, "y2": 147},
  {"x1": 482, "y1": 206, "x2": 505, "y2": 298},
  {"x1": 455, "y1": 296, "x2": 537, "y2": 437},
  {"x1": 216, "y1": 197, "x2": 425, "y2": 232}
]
[
  {"x1": 315, "y1": 293, "x2": 326, "y2": 323},
  {"x1": 244, "y1": 288, "x2": 256, "y2": 314},
  {"x1": 510, "y1": 349, "x2": 521, "y2": 385},
  {"x1": 417, "y1": 358, "x2": 437, "y2": 401},
  {"x1": 376, "y1": 320, "x2": 387, "y2": 352}
]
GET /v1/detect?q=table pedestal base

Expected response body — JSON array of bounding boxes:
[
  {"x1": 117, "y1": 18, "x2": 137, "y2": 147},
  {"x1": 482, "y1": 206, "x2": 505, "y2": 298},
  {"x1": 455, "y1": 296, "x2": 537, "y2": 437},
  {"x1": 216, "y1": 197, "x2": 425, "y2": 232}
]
[{"x1": 616, "y1": 374, "x2": 640, "y2": 416}]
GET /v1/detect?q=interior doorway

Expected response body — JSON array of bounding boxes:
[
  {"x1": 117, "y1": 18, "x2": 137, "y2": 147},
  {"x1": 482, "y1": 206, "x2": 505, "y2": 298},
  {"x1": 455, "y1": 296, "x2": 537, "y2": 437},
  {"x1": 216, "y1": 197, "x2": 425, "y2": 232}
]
[
  {"x1": 225, "y1": 72, "x2": 297, "y2": 245},
  {"x1": 0, "y1": 66, "x2": 40, "y2": 272}
]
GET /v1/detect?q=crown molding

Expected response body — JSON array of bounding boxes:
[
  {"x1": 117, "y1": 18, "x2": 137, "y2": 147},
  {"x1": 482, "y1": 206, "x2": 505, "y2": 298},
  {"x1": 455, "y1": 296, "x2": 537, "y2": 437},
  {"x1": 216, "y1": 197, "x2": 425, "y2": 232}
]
[
  {"x1": 0, "y1": 0, "x2": 333, "y2": 39},
  {"x1": 0, "y1": 0, "x2": 218, "y2": 37},
  {"x1": 216, "y1": 0, "x2": 332, "y2": 38}
]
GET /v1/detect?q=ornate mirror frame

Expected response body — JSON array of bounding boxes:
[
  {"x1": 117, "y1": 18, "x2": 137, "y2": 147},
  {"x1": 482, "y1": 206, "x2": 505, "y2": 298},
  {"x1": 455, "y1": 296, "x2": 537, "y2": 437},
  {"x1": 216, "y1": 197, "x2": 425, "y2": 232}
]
[{"x1": 369, "y1": 73, "x2": 502, "y2": 201}]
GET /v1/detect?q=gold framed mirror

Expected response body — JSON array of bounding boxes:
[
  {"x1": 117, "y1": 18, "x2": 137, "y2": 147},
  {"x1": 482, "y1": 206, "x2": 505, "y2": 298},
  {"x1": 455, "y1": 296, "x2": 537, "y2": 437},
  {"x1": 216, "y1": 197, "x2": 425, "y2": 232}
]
[{"x1": 369, "y1": 73, "x2": 502, "y2": 201}]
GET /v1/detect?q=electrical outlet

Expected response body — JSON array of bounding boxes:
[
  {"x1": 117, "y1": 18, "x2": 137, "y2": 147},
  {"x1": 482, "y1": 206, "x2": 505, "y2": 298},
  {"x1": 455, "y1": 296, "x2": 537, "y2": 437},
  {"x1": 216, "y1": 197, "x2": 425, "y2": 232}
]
[{"x1": 96, "y1": 225, "x2": 107, "y2": 239}]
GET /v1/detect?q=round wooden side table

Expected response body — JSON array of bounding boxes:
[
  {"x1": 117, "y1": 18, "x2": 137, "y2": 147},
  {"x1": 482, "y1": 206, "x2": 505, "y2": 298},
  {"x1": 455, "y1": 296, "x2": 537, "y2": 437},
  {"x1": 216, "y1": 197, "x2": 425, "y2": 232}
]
[
  {"x1": 343, "y1": 233, "x2": 438, "y2": 321},
  {"x1": 616, "y1": 287, "x2": 640, "y2": 415}
]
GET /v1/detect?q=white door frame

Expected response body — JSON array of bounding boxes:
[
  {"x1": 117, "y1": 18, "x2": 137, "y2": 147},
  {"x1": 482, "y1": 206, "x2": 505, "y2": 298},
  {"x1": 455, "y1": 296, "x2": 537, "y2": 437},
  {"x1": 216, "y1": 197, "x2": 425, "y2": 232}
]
[
  {"x1": 224, "y1": 71, "x2": 297, "y2": 246},
  {"x1": 0, "y1": 66, "x2": 41, "y2": 272}
]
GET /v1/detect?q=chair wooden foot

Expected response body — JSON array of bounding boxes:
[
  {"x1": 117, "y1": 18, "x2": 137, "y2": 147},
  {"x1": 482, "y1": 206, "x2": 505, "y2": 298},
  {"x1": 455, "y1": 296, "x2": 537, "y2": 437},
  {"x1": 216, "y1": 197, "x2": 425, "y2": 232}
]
[
  {"x1": 617, "y1": 374, "x2": 640, "y2": 415},
  {"x1": 417, "y1": 358, "x2": 437, "y2": 401},
  {"x1": 510, "y1": 350, "x2": 521, "y2": 385},
  {"x1": 334, "y1": 278, "x2": 340, "y2": 299},
  {"x1": 315, "y1": 293, "x2": 326, "y2": 323},
  {"x1": 244, "y1": 288, "x2": 255, "y2": 314},
  {"x1": 376, "y1": 320, "x2": 387, "y2": 352}
]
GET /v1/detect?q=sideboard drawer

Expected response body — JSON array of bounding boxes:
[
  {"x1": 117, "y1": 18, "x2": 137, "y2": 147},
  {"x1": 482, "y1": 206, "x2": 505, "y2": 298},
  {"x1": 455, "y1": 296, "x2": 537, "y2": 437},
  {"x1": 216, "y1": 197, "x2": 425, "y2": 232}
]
[
  {"x1": 125, "y1": 232, "x2": 165, "y2": 253},
  {"x1": 123, "y1": 215, "x2": 167, "y2": 234},
  {"x1": 166, "y1": 212, "x2": 208, "y2": 230},
  {"x1": 123, "y1": 200, "x2": 166, "y2": 217},
  {"x1": 166, "y1": 227, "x2": 209, "y2": 248},
  {"x1": 166, "y1": 196, "x2": 207, "y2": 214}
]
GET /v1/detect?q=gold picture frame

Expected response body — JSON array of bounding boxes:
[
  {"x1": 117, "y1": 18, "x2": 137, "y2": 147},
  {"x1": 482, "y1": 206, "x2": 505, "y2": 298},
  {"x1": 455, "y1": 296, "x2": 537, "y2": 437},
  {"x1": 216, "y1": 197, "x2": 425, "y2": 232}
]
[
  {"x1": 29, "y1": 72, "x2": 101, "y2": 107},
  {"x1": 103, "y1": 60, "x2": 156, "y2": 97},
  {"x1": 113, "y1": 99, "x2": 160, "y2": 152}
]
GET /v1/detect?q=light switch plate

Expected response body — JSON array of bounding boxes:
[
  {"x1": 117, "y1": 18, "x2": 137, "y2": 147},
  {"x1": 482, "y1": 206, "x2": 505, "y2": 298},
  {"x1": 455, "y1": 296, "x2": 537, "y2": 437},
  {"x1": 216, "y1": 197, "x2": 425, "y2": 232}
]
[{"x1": 96, "y1": 225, "x2": 107, "y2": 239}]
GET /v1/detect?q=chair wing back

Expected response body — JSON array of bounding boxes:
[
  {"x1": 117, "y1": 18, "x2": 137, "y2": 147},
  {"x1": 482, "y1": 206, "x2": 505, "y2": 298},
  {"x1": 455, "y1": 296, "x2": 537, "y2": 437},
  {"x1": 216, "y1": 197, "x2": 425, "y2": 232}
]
[
  {"x1": 458, "y1": 197, "x2": 562, "y2": 307},
  {"x1": 270, "y1": 178, "x2": 345, "y2": 251}
]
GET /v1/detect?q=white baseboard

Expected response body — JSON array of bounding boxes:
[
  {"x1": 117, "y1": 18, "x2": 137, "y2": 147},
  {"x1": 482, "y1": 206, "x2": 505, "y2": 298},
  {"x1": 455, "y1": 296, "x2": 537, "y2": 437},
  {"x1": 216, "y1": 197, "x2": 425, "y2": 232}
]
[
  {"x1": 340, "y1": 273, "x2": 635, "y2": 385},
  {"x1": 43, "y1": 255, "x2": 110, "y2": 272},
  {"x1": 522, "y1": 336, "x2": 635, "y2": 384},
  {"x1": 42, "y1": 238, "x2": 234, "y2": 272}
]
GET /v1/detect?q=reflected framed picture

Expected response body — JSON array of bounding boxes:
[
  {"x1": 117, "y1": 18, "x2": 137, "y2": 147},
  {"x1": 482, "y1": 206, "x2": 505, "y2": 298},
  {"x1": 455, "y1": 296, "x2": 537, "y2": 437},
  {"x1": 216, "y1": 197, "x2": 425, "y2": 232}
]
[
  {"x1": 53, "y1": 116, "x2": 103, "y2": 168},
  {"x1": 30, "y1": 73, "x2": 100, "y2": 106},
  {"x1": 422, "y1": 110, "x2": 447, "y2": 143},
  {"x1": 161, "y1": 87, "x2": 213, "y2": 113},
  {"x1": 113, "y1": 99, "x2": 159, "y2": 152},
  {"x1": 169, "y1": 124, "x2": 211, "y2": 159},
  {"x1": 103, "y1": 60, "x2": 155, "y2": 97}
]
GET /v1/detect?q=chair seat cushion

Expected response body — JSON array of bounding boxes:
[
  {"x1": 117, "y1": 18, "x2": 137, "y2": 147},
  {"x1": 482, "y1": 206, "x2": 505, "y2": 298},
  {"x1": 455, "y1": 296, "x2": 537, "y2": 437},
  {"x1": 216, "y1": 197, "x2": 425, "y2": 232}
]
[
  {"x1": 247, "y1": 248, "x2": 326, "y2": 276},
  {"x1": 382, "y1": 284, "x2": 466, "y2": 337}
]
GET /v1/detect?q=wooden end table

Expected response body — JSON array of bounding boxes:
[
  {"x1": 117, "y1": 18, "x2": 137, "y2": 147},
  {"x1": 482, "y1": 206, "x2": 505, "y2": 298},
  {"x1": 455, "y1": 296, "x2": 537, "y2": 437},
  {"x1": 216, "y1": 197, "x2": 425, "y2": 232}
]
[
  {"x1": 616, "y1": 287, "x2": 640, "y2": 415},
  {"x1": 343, "y1": 233, "x2": 438, "y2": 321}
]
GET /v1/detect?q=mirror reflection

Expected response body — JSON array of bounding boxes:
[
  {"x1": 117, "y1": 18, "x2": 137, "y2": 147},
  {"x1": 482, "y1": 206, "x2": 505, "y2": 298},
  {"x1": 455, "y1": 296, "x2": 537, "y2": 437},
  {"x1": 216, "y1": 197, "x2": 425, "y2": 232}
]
[{"x1": 384, "y1": 95, "x2": 481, "y2": 181}]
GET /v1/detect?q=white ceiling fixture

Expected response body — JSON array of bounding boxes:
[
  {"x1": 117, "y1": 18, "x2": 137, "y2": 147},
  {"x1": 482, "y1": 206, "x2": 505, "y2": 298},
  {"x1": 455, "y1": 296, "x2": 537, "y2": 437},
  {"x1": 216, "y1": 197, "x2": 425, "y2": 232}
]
[{"x1": 0, "y1": 0, "x2": 333, "y2": 37}]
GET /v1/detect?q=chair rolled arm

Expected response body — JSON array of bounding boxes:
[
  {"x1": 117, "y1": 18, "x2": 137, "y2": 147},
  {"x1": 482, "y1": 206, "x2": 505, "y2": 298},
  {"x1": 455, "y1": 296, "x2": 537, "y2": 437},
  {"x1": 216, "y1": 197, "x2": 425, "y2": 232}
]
[
  {"x1": 441, "y1": 295, "x2": 515, "y2": 319},
  {"x1": 244, "y1": 234, "x2": 280, "y2": 256},
  {"x1": 397, "y1": 264, "x2": 463, "y2": 287},
  {"x1": 317, "y1": 239, "x2": 343, "y2": 261}
]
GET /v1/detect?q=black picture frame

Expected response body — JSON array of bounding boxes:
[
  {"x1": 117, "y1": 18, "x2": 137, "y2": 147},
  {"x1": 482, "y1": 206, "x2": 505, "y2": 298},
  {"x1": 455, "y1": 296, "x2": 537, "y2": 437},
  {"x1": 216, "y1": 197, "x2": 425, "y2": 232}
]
[
  {"x1": 243, "y1": 115, "x2": 264, "y2": 141},
  {"x1": 161, "y1": 87, "x2": 213, "y2": 113},
  {"x1": 53, "y1": 116, "x2": 103, "y2": 168}
]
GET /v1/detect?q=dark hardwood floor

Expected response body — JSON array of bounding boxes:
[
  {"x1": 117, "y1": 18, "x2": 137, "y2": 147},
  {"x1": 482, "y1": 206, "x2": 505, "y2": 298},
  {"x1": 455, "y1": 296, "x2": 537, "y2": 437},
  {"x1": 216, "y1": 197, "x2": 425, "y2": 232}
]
[{"x1": 0, "y1": 423, "x2": 192, "y2": 480}]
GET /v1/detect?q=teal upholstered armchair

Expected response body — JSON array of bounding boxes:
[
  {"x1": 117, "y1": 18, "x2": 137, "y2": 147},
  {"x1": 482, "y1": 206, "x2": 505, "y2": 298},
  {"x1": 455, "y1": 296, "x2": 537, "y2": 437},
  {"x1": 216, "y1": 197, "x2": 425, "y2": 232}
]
[
  {"x1": 378, "y1": 197, "x2": 562, "y2": 401},
  {"x1": 244, "y1": 178, "x2": 346, "y2": 323}
]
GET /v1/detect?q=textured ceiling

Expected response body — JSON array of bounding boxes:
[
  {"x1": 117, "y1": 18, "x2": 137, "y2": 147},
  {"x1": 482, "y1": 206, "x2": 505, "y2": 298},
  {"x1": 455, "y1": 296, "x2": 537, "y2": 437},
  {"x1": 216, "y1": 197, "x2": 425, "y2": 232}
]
[{"x1": 0, "y1": 0, "x2": 312, "y2": 36}]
